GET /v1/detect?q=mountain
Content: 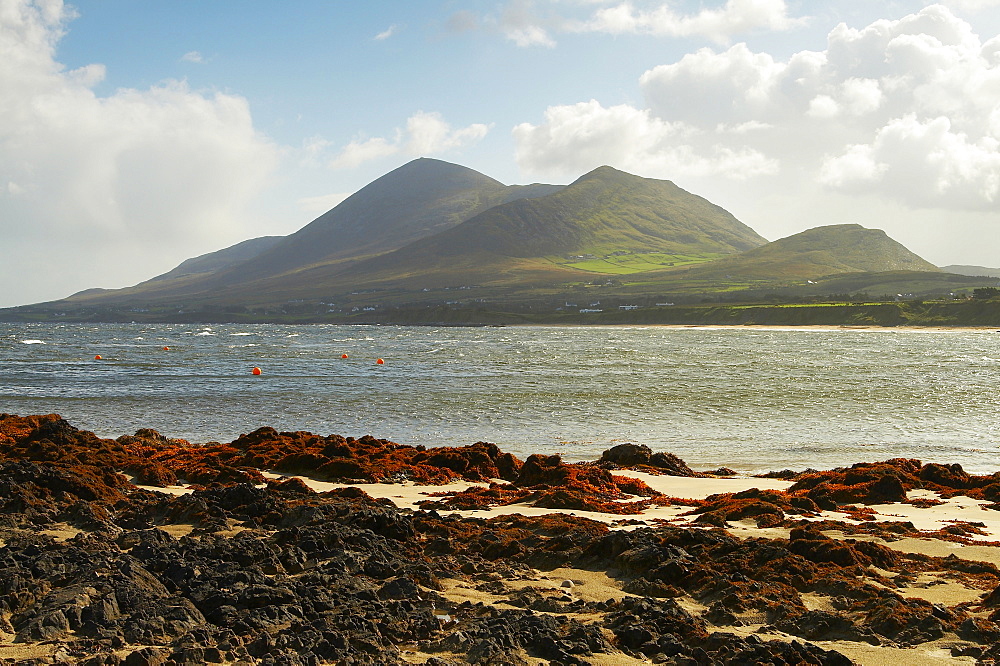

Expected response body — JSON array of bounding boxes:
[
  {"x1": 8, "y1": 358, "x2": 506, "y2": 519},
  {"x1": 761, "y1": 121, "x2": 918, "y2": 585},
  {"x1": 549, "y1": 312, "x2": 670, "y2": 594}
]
[
  {"x1": 198, "y1": 165, "x2": 768, "y2": 300},
  {"x1": 941, "y1": 265, "x2": 1000, "y2": 278},
  {"x1": 32, "y1": 161, "x2": 948, "y2": 318},
  {"x1": 61, "y1": 161, "x2": 764, "y2": 306},
  {"x1": 402, "y1": 165, "x2": 765, "y2": 259},
  {"x1": 660, "y1": 224, "x2": 940, "y2": 283}
]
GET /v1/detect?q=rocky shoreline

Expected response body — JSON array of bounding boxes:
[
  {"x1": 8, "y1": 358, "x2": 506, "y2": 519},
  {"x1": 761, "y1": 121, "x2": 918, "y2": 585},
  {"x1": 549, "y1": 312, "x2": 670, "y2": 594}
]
[{"x1": 2, "y1": 414, "x2": 1000, "y2": 664}]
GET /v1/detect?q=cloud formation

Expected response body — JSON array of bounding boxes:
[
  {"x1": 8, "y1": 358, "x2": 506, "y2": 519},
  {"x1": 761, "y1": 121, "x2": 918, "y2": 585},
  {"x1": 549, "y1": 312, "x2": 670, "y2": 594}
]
[
  {"x1": 515, "y1": 5, "x2": 1000, "y2": 211},
  {"x1": 514, "y1": 100, "x2": 777, "y2": 178},
  {"x1": 374, "y1": 24, "x2": 398, "y2": 41},
  {"x1": 454, "y1": 0, "x2": 803, "y2": 48},
  {"x1": 0, "y1": 0, "x2": 279, "y2": 304},
  {"x1": 573, "y1": 0, "x2": 804, "y2": 44},
  {"x1": 329, "y1": 112, "x2": 490, "y2": 169}
]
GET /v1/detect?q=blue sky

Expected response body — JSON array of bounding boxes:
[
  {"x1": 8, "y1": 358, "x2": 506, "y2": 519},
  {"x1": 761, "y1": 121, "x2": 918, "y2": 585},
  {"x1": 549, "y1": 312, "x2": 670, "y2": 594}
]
[{"x1": 2, "y1": 0, "x2": 1000, "y2": 306}]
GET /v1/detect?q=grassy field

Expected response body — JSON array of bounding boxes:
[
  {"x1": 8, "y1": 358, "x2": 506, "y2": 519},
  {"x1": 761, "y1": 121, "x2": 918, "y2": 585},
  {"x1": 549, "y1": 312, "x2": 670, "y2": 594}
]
[{"x1": 549, "y1": 251, "x2": 724, "y2": 274}]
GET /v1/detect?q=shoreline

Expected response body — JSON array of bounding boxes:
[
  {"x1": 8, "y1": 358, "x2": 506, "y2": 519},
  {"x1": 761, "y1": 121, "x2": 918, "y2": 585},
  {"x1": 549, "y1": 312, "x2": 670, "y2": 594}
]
[
  {"x1": 6, "y1": 319, "x2": 1000, "y2": 331},
  {"x1": 4, "y1": 296, "x2": 1000, "y2": 328},
  {"x1": 2, "y1": 413, "x2": 1000, "y2": 664},
  {"x1": 511, "y1": 322, "x2": 1000, "y2": 332}
]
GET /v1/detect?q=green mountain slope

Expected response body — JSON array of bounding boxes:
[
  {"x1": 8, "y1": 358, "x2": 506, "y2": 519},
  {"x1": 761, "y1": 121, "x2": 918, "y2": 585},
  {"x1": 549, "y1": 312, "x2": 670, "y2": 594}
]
[{"x1": 657, "y1": 224, "x2": 940, "y2": 284}]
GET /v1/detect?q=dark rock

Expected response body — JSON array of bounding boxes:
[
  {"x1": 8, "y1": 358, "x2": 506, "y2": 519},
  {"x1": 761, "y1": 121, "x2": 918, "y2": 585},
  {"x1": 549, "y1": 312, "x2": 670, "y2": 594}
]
[
  {"x1": 123, "y1": 647, "x2": 168, "y2": 666},
  {"x1": 600, "y1": 443, "x2": 652, "y2": 466}
]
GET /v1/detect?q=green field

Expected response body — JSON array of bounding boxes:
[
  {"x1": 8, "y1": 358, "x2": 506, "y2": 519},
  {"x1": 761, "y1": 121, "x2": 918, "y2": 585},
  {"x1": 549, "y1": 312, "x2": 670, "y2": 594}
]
[{"x1": 550, "y1": 251, "x2": 724, "y2": 274}]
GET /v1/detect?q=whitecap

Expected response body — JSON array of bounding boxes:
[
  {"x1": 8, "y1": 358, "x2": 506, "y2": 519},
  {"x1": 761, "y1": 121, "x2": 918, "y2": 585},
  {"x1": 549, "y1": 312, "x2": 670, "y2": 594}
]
[{"x1": 20, "y1": 339, "x2": 45, "y2": 344}]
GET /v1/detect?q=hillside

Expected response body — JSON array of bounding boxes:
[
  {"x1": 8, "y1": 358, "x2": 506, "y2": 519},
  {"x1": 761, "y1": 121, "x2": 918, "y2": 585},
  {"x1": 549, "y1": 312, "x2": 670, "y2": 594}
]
[
  {"x1": 652, "y1": 224, "x2": 940, "y2": 287},
  {"x1": 410, "y1": 166, "x2": 766, "y2": 258}
]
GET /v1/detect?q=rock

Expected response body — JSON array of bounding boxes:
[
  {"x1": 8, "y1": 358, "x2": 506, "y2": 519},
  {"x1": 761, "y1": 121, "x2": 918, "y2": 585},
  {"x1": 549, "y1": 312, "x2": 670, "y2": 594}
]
[
  {"x1": 378, "y1": 576, "x2": 420, "y2": 600},
  {"x1": 123, "y1": 647, "x2": 168, "y2": 666},
  {"x1": 600, "y1": 443, "x2": 653, "y2": 466},
  {"x1": 599, "y1": 443, "x2": 699, "y2": 476}
]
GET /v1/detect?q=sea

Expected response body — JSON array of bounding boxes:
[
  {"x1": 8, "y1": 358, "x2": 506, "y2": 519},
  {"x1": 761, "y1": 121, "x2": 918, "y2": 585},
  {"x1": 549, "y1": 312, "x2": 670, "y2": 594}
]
[{"x1": 2, "y1": 322, "x2": 999, "y2": 475}]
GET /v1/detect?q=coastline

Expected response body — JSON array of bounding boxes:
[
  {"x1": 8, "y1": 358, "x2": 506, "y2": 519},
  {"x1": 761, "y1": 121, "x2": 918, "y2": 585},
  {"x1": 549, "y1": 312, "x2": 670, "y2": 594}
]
[
  {"x1": 2, "y1": 414, "x2": 1000, "y2": 664},
  {"x1": 510, "y1": 322, "x2": 1000, "y2": 332},
  {"x1": 4, "y1": 296, "x2": 1000, "y2": 328}
]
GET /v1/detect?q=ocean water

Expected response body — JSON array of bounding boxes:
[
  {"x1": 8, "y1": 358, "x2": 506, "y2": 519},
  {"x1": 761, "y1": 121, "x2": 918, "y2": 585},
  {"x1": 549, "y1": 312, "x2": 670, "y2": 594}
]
[{"x1": 2, "y1": 322, "x2": 999, "y2": 475}]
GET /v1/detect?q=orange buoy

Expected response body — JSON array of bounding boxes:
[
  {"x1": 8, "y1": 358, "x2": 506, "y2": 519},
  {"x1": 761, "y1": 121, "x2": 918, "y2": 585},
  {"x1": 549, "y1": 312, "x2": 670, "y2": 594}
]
[
  {"x1": 251, "y1": 366, "x2": 262, "y2": 375},
  {"x1": 341, "y1": 353, "x2": 349, "y2": 359},
  {"x1": 376, "y1": 358, "x2": 384, "y2": 365},
  {"x1": 162, "y1": 346, "x2": 170, "y2": 351},
  {"x1": 94, "y1": 355, "x2": 102, "y2": 360}
]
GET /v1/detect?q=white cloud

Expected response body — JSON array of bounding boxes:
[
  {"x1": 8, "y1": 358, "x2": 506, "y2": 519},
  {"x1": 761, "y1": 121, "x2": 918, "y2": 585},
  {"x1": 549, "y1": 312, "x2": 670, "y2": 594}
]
[
  {"x1": 505, "y1": 24, "x2": 556, "y2": 47},
  {"x1": 0, "y1": 0, "x2": 279, "y2": 305},
  {"x1": 469, "y1": 0, "x2": 806, "y2": 48},
  {"x1": 328, "y1": 136, "x2": 399, "y2": 170},
  {"x1": 515, "y1": 4, "x2": 1000, "y2": 213},
  {"x1": 513, "y1": 99, "x2": 778, "y2": 179},
  {"x1": 817, "y1": 144, "x2": 886, "y2": 189},
  {"x1": 329, "y1": 111, "x2": 490, "y2": 169},
  {"x1": 374, "y1": 24, "x2": 398, "y2": 41},
  {"x1": 639, "y1": 43, "x2": 788, "y2": 125},
  {"x1": 180, "y1": 50, "x2": 203, "y2": 63},
  {"x1": 576, "y1": 0, "x2": 806, "y2": 44},
  {"x1": 943, "y1": 0, "x2": 1000, "y2": 9},
  {"x1": 820, "y1": 115, "x2": 1000, "y2": 206}
]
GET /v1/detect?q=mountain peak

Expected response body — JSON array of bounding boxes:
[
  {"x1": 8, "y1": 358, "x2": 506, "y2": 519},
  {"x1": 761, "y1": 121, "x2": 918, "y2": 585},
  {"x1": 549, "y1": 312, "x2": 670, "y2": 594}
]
[
  {"x1": 572, "y1": 165, "x2": 650, "y2": 186},
  {"x1": 384, "y1": 157, "x2": 503, "y2": 185}
]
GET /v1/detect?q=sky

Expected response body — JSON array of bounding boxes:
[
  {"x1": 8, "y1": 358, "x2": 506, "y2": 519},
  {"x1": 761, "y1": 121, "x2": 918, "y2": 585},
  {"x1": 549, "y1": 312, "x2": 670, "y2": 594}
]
[{"x1": 2, "y1": 0, "x2": 1000, "y2": 307}]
